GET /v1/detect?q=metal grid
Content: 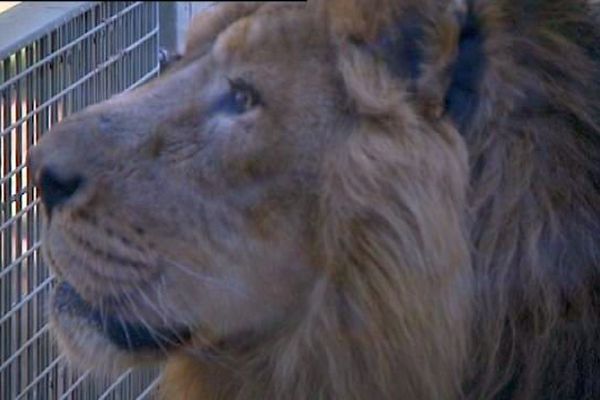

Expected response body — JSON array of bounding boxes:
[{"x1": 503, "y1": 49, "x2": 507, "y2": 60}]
[{"x1": 1, "y1": 2, "x2": 161, "y2": 399}]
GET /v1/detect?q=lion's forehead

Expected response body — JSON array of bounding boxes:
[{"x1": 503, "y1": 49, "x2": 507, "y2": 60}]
[{"x1": 211, "y1": 5, "x2": 320, "y2": 65}]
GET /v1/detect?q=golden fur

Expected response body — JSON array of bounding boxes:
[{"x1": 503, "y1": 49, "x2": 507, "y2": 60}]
[{"x1": 28, "y1": 1, "x2": 600, "y2": 399}]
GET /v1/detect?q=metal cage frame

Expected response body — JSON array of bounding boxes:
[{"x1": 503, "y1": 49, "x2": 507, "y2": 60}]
[{"x1": 1, "y1": 2, "x2": 161, "y2": 398}]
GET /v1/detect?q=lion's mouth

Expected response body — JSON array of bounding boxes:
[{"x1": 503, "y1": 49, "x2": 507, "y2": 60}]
[{"x1": 52, "y1": 281, "x2": 191, "y2": 352}]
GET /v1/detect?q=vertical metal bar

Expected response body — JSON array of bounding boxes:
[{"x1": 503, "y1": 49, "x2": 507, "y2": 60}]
[
  {"x1": 27, "y1": 40, "x2": 37, "y2": 397},
  {"x1": 11, "y1": 49, "x2": 21, "y2": 398},
  {"x1": 0, "y1": 69, "x2": 3, "y2": 400},
  {"x1": 92, "y1": 5, "x2": 98, "y2": 104},
  {"x1": 119, "y1": 2, "x2": 126, "y2": 91},
  {"x1": 87, "y1": 7, "x2": 94, "y2": 105},
  {"x1": 78, "y1": 12, "x2": 85, "y2": 110},
  {"x1": 37, "y1": 33, "x2": 46, "y2": 400},
  {"x1": 50, "y1": 27, "x2": 58, "y2": 125},
  {"x1": 24, "y1": 41, "x2": 34, "y2": 393},
  {"x1": 1, "y1": 56, "x2": 4, "y2": 400},
  {"x1": 127, "y1": 3, "x2": 133, "y2": 88},
  {"x1": 98, "y1": 3, "x2": 104, "y2": 102},
  {"x1": 71, "y1": 17, "x2": 79, "y2": 113},
  {"x1": 112, "y1": 1, "x2": 119, "y2": 95},
  {"x1": 136, "y1": 2, "x2": 141, "y2": 83},
  {"x1": 1, "y1": 52, "x2": 13, "y2": 400},
  {"x1": 62, "y1": 25, "x2": 71, "y2": 117}
]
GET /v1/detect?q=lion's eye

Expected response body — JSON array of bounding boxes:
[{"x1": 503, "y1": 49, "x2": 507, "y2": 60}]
[
  {"x1": 233, "y1": 90, "x2": 254, "y2": 112},
  {"x1": 225, "y1": 78, "x2": 262, "y2": 114}
]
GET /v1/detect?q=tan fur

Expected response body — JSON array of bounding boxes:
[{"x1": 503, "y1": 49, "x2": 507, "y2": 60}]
[{"x1": 28, "y1": 1, "x2": 600, "y2": 399}]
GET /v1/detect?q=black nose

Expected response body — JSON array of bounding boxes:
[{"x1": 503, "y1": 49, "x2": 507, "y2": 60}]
[{"x1": 37, "y1": 167, "x2": 83, "y2": 215}]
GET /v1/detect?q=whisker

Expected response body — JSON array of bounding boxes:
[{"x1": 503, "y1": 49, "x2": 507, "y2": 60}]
[
  {"x1": 117, "y1": 314, "x2": 134, "y2": 350},
  {"x1": 137, "y1": 284, "x2": 169, "y2": 326},
  {"x1": 121, "y1": 290, "x2": 175, "y2": 355},
  {"x1": 132, "y1": 286, "x2": 190, "y2": 350},
  {"x1": 160, "y1": 257, "x2": 249, "y2": 299},
  {"x1": 156, "y1": 275, "x2": 170, "y2": 325}
]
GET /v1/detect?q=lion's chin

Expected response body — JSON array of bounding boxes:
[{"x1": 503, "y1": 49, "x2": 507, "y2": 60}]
[{"x1": 50, "y1": 281, "x2": 191, "y2": 375}]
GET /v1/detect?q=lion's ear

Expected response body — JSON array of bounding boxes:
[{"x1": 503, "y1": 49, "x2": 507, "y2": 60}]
[
  {"x1": 440, "y1": 7, "x2": 486, "y2": 131},
  {"x1": 183, "y1": 3, "x2": 263, "y2": 59},
  {"x1": 416, "y1": 4, "x2": 486, "y2": 132},
  {"x1": 332, "y1": 1, "x2": 486, "y2": 131}
]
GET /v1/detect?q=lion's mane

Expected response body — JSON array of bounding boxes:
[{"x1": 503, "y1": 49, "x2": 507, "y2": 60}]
[{"x1": 162, "y1": 2, "x2": 600, "y2": 399}]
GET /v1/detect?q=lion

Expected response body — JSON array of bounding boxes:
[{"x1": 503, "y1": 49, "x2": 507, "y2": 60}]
[{"x1": 26, "y1": 0, "x2": 600, "y2": 399}]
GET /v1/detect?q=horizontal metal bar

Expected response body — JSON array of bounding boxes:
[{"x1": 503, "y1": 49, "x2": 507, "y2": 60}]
[
  {"x1": 15, "y1": 354, "x2": 65, "y2": 400},
  {"x1": 58, "y1": 370, "x2": 92, "y2": 400},
  {"x1": 0, "y1": 241, "x2": 42, "y2": 280},
  {"x1": 135, "y1": 375, "x2": 161, "y2": 400},
  {"x1": 0, "y1": 276, "x2": 53, "y2": 326},
  {"x1": 6, "y1": 183, "x2": 34, "y2": 206},
  {"x1": 0, "y1": 198, "x2": 39, "y2": 232},
  {"x1": 0, "y1": 161, "x2": 27, "y2": 186},
  {"x1": 0, "y1": 26, "x2": 159, "y2": 138},
  {"x1": 126, "y1": 65, "x2": 160, "y2": 92},
  {"x1": 0, "y1": 2, "x2": 144, "y2": 92},
  {"x1": 97, "y1": 369, "x2": 133, "y2": 400},
  {"x1": 0, "y1": 324, "x2": 50, "y2": 374}
]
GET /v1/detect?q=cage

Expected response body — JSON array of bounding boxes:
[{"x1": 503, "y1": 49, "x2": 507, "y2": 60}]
[{"x1": 1, "y1": 2, "x2": 162, "y2": 398}]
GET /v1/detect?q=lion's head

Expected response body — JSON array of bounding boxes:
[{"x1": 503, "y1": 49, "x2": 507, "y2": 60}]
[{"x1": 27, "y1": 1, "x2": 600, "y2": 399}]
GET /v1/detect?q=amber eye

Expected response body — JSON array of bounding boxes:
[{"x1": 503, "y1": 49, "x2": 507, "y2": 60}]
[{"x1": 226, "y1": 78, "x2": 262, "y2": 114}]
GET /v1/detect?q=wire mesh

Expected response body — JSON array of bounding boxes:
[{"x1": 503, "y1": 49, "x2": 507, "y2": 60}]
[{"x1": 1, "y1": 2, "x2": 161, "y2": 399}]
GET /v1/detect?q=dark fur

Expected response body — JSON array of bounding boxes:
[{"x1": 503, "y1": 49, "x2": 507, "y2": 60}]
[
  {"x1": 335, "y1": 0, "x2": 600, "y2": 397},
  {"x1": 442, "y1": 1, "x2": 600, "y2": 398},
  {"x1": 471, "y1": 4, "x2": 600, "y2": 400}
]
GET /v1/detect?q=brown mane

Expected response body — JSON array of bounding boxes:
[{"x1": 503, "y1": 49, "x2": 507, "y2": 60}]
[{"x1": 163, "y1": 1, "x2": 600, "y2": 398}]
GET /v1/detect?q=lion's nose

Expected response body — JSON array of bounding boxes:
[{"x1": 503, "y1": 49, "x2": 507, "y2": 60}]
[{"x1": 36, "y1": 167, "x2": 84, "y2": 215}]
